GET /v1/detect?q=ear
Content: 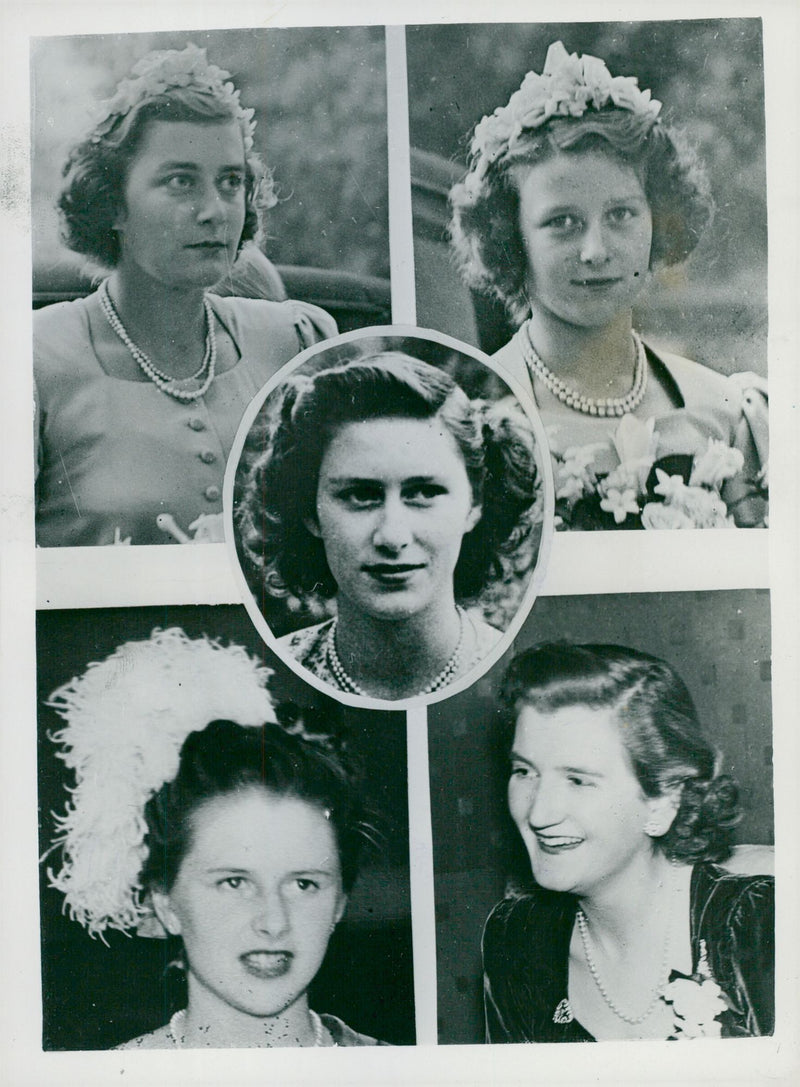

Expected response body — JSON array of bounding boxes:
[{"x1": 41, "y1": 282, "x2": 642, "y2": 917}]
[
  {"x1": 334, "y1": 892, "x2": 348, "y2": 926},
  {"x1": 643, "y1": 786, "x2": 682, "y2": 839},
  {"x1": 465, "y1": 502, "x2": 483, "y2": 534},
  {"x1": 303, "y1": 513, "x2": 322, "y2": 539},
  {"x1": 150, "y1": 889, "x2": 183, "y2": 937}
]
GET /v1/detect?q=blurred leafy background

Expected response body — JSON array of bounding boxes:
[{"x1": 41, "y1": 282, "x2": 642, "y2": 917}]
[
  {"x1": 407, "y1": 20, "x2": 768, "y2": 374},
  {"x1": 31, "y1": 27, "x2": 389, "y2": 280}
]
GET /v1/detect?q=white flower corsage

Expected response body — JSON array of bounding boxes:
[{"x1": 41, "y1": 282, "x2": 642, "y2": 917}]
[{"x1": 662, "y1": 941, "x2": 731, "y2": 1039}]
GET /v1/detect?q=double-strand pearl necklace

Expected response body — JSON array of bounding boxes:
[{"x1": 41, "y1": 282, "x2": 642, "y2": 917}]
[
  {"x1": 325, "y1": 607, "x2": 466, "y2": 698},
  {"x1": 99, "y1": 279, "x2": 217, "y2": 402},
  {"x1": 168, "y1": 1008, "x2": 326, "y2": 1048},
  {"x1": 518, "y1": 321, "x2": 647, "y2": 418},
  {"x1": 575, "y1": 865, "x2": 677, "y2": 1027}
]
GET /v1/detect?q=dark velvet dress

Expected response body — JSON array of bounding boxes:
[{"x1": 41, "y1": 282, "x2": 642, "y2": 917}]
[{"x1": 482, "y1": 863, "x2": 774, "y2": 1042}]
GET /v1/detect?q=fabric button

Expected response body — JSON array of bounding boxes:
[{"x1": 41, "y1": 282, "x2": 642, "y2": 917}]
[
  {"x1": 204, "y1": 485, "x2": 221, "y2": 502},
  {"x1": 188, "y1": 417, "x2": 206, "y2": 431},
  {"x1": 199, "y1": 450, "x2": 216, "y2": 464}
]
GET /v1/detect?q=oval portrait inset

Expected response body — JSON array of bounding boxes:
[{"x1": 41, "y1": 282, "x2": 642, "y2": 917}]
[{"x1": 225, "y1": 326, "x2": 554, "y2": 707}]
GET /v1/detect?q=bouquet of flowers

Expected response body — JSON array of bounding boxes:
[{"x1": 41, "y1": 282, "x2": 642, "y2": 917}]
[{"x1": 552, "y1": 416, "x2": 768, "y2": 530}]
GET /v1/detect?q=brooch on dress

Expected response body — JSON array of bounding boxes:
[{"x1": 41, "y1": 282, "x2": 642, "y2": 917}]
[{"x1": 552, "y1": 998, "x2": 574, "y2": 1024}]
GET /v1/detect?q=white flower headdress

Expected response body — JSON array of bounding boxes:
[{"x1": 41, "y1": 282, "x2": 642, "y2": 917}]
[
  {"x1": 45, "y1": 628, "x2": 277, "y2": 939},
  {"x1": 90, "y1": 43, "x2": 257, "y2": 151},
  {"x1": 467, "y1": 41, "x2": 662, "y2": 187}
]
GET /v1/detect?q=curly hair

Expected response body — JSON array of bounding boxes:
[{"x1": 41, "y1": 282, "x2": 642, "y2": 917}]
[
  {"x1": 59, "y1": 86, "x2": 274, "y2": 269},
  {"x1": 140, "y1": 714, "x2": 368, "y2": 896},
  {"x1": 235, "y1": 351, "x2": 540, "y2": 609},
  {"x1": 450, "y1": 111, "x2": 713, "y2": 324},
  {"x1": 499, "y1": 643, "x2": 741, "y2": 865}
]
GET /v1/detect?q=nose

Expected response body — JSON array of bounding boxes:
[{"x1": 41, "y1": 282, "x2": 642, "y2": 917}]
[
  {"x1": 579, "y1": 218, "x2": 610, "y2": 265},
  {"x1": 371, "y1": 494, "x2": 412, "y2": 552},
  {"x1": 251, "y1": 889, "x2": 290, "y2": 938},
  {"x1": 525, "y1": 777, "x2": 563, "y2": 830},
  {"x1": 194, "y1": 183, "x2": 226, "y2": 225}
]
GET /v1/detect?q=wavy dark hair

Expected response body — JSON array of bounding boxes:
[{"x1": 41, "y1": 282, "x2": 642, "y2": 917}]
[
  {"x1": 236, "y1": 351, "x2": 540, "y2": 608},
  {"x1": 499, "y1": 643, "x2": 741, "y2": 864},
  {"x1": 451, "y1": 111, "x2": 713, "y2": 324},
  {"x1": 59, "y1": 86, "x2": 273, "y2": 269},
  {"x1": 140, "y1": 714, "x2": 369, "y2": 895}
]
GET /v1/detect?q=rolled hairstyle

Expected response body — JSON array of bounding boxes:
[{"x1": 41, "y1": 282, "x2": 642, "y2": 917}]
[
  {"x1": 500, "y1": 643, "x2": 741, "y2": 864},
  {"x1": 450, "y1": 42, "x2": 713, "y2": 324},
  {"x1": 141, "y1": 713, "x2": 368, "y2": 896},
  {"x1": 59, "y1": 44, "x2": 274, "y2": 268},
  {"x1": 236, "y1": 351, "x2": 540, "y2": 608}
]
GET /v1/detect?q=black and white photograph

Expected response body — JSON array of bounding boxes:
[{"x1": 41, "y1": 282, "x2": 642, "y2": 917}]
[
  {"x1": 37, "y1": 605, "x2": 414, "y2": 1050},
  {"x1": 428, "y1": 589, "x2": 773, "y2": 1044},
  {"x1": 31, "y1": 28, "x2": 389, "y2": 547},
  {"x1": 0, "y1": 2, "x2": 796, "y2": 1085},
  {"x1": 228, "y1": 329, "x2": 550, "y2": 705},
  {"x1": 408, "y1": 21, "x2": 769, "y2": 532}
]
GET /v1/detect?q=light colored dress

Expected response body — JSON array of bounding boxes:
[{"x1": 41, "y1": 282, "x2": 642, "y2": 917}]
[
  {"x1": 35, "y1": 293, "x2": 336, "y2": 547},
  {"x1": 494, "y1": 330, "x2": 768, "y2": 529},
  {"x1": 117, "y1": 1011, "x2": 386, "y2": 1048}
]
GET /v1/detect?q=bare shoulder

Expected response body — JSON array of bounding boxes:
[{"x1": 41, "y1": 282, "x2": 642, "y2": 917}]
[{"x1": 115, "y1": 1023, "x2": 174, "y2": 1050}]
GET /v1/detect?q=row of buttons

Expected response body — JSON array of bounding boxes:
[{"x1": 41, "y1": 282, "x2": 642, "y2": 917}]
[{"x1": 187, "y1": 417, "x2": 220, "y2": 500}]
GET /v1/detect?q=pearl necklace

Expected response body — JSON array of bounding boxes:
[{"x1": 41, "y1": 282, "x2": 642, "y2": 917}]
[
  {"x1": 518, "y1": 322, "x2": 647, "y2": 417},
  {"x1": 575, "y1": 880, "x2": 674, "y2": 1027},
  {"x1": 168, "y1": 1008, "x2": 326, "y2": 1048},
  {"x1": 99, "y1": 280, "x2": 217, "y2": 402},
  {"x1": 325, "y1": 608, "x2": 467, "y2": 698}
]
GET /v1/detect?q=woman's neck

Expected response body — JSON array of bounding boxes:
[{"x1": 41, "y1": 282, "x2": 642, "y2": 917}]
[
  {"x1": 577, "y1": 851, "x2": 687, "y2": 949},
  {"x1": 333, "y1": 595, "x2": 463, "y2": 699},
  {"x1": 525, "y1": 310, "x2": 637, "y2": 400},
  {"x1": 181, "y1": 985, "x2": 318, "y2": 1048},
  {"x1": 107, "y1": 267, "x2": 209, "y2": 380}
]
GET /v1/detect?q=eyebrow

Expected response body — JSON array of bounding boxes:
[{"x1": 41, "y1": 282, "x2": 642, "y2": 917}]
[{"x1": 156, "y1": 161, "x2": 245, "y2": 171}]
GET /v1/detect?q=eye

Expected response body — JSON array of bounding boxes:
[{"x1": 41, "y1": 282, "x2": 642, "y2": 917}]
[
  {"x1": 403, "y1": 481, "x2": 448, "y2": 505},
  {"x1": 218, "y1": 875, "x2": 248, "y2": 891},
  {"x1": 607, "y1": 205, "x2": 638, "y2": 225},
  {"x1": 335, "y1": 483, "x2": 383, "y2": 508},
  {"x1": 219, "y1": 171, "x2": 245, "y2": 194},
  {"x1": 544, "y1": 213, "x2": 580, "y2": 233},
  {"x1": 566, "y1": 774, "x2": 595, "y2": 788},
  {"x1": 509, "y1": 762, "x2": 535, "y2": 780},
  {"x1": 164, "y1": 173, "x2": 194, "y2": 191},
  {"x1": 293, "y1": 878, "x2": 320, "y2": 894}
]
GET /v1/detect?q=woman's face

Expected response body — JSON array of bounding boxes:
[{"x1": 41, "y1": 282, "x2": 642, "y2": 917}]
[
  {"x1": 507, "y1": 703, "x2": 672, "y2": 899},
  {"x1": 515, "y1": 150, "x2": 653, "y2": 330},
  {"x1": 309, "y1": 416, "x2": 482, "y2": 622},
  {"x1": 153, "y1": 788, "x2": 346, "y2": 1020},
  {"x1": 114, "y1": 119, "x2": 247, "y2": 288}
]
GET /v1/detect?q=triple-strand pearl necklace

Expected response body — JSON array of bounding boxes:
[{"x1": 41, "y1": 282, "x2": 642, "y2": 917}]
[
  {"x1": 167, "y1": 1008, "x2": 327, "y2": 1048},
  {"x1": 325, "y1": 607, "x2": 466, "y2": 698},
  {"x1": 98, "y1": 279, "x2": 217, "y2": 402},
  {"x1": 518, "y1": 321, "x2": 647, "y2": 418}
]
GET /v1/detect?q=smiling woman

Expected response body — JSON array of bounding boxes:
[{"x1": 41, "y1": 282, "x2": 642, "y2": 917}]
[
  {"x1": 34, "y1": 44, "x2": 336, "y2": 547},
  {"x1": 44, "y1": 628, "x2": 388, "y2": 1048},
  {"x1": 450, "y1": 41, "x2": 768, "y2": 530},
  {"x1": 233, "y1": 336, "x2": 546, "y2": 703},
  {"x1": 482, "y1": 643, "x2": 774, "y2": 1042}
]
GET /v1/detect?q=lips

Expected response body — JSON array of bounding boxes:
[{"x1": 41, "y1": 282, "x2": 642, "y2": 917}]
[
  {"x1": 363, "y1": 562, "x2": 425, "y2": 584},
  {"x1": 240, "y1": 951, "x2": 292, "y2": 979},
  {"x1": 535, "y1": 834, "x2": 584, "y2": 854},
  {"x1": 571, "y1": 277, "x2": 622, "y2": 288},
  {"x1": 186, "y1": 240, "x2": 228, "y2": 250}
]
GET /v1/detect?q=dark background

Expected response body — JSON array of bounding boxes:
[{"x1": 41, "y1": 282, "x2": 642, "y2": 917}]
[
  {"x1": 37, "y1": 605, "x2": 414, "y2": 1049},
  {"x1": 407, "y1": 19, "x2": 768, "y2": 372},
  {"x1": 31, "y1": 27, "x2": 389, "y2": 281},
  {"x1": 428, "y1": 588, "x2": 773, "y2": 1044}
]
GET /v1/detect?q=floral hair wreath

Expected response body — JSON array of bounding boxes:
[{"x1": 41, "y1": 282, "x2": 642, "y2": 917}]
[
  {"x1": 89, "y1": 43, "x2": 257, "y2": 151},
  {"x1": 44, "y1": 628, "x2": 282, "y2": 940},
  {"x1": 464, "y1": 40, "x2": 662, "y2": 193}
]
